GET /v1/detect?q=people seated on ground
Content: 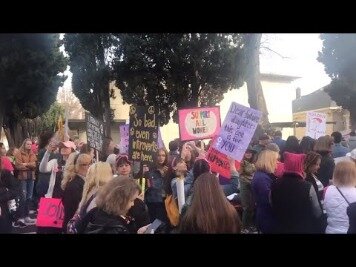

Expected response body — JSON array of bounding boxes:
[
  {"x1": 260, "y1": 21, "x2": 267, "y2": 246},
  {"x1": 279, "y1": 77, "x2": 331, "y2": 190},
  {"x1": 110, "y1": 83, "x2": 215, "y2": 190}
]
[
  {"x1": 331, "y1": 131, "x2": 349, "y2": 158},
  {"x1": 271, "y1": 152, "x2": 324, "y2": 233},
  {"x1": 179, "y1": 173, "x2": 241, "y2": 234},
  {"x1": 251, "y1": 149, "x2": 279, "y2": 233},
  {"x1": 324, "y1": 161, "x2": 356, "y2": 234},
  {"x1": 314, "y1": 135, "x2": 335, "y2": 187}
]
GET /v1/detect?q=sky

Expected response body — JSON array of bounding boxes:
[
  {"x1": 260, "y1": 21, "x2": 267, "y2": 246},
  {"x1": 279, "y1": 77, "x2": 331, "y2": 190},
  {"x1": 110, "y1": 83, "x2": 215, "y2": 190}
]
[{"x1": 259, "y1": 34, "x2": 331, "y2": 95}]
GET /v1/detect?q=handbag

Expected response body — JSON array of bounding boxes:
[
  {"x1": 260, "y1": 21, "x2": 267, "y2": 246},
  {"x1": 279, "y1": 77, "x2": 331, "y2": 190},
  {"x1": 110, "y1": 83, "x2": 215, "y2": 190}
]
[
  {"x1": 36, "y1": 158, "x2": 64, "y2": 228},
  {"x1": 36, "y1": 197, "x2": 64, "y2": 228},
  {"x1": 164, "y1": 195, "x2": 180, "y2": 227}
]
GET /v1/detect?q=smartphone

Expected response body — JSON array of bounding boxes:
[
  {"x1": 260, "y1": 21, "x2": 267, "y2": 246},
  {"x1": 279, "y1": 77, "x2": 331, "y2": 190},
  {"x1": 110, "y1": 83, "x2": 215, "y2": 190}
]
[{"x1": 145, "y1": 219, "x2": 163, "y2": 234}]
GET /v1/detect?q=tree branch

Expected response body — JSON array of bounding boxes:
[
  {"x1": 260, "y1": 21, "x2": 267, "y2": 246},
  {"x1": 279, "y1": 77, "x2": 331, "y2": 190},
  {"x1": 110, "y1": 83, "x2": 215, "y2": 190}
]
[{"x1": 261, "y1": 46, "x2": 290, "y2": 59}]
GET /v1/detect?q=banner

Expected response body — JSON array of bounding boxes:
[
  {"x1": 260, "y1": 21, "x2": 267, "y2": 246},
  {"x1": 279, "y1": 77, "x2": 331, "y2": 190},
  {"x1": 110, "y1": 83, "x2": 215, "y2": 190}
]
[
  {"x1": 178, "y1": 106, "x2": 221, "y2": 141},
  {"x1": 119, "y1": 124, "x2": 129, "y2": 154},
  {"x1": 85, "y1": 113, "x2": 104, "y2": 152},
  {"x1": 129, "y1": 105, "x2": 158, "y2": 166},
  {"x1": 213, "y1": 102, "x2": 262, "y2": 161},
  {"x1": 306, "y1": 111, "x2": 327, "y2": 139}
]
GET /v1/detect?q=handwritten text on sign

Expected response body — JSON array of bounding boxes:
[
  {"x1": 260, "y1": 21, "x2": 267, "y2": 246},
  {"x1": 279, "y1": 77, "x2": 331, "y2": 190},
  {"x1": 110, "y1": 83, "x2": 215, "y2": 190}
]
[
  {"x1": 121, "y1": 123, "x2": 164, "y2": 154},
  {"x1": 85, "y1": 113, "x2": 104, "y2": 152},
  {"x1": 129, "y1": 106, "x2": 158, "y2": 166},
  {"x1": 119, "y1": 124, "x2": 129, "y2": 154},
  {"x1": 213, "y1": 102, "x2": 262, "y2": 161},
  {"x1": 306, "y1": 111, "x2": 327, "y2": 139},
  {"x1": 178, "y1": 106, "x2": 221, "y2": 141}
]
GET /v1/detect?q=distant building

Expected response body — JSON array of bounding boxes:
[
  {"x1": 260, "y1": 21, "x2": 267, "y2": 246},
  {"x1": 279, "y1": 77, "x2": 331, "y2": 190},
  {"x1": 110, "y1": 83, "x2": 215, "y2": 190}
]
[{"x1": 292, "y1": 87, "x2": 350, "y2": 139}]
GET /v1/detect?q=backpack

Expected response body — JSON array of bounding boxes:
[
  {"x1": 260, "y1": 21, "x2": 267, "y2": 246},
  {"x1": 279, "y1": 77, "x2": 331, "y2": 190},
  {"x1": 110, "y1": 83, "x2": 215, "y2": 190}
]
[{"x1": 164, "y1": 195, "x2": 179, "y2": 227}]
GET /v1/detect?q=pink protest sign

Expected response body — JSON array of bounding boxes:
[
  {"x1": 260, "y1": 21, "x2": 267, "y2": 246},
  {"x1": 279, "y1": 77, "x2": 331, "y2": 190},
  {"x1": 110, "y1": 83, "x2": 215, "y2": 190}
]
[{"x1": 178, "y1": 106, "x2": 221, "y2": 141}]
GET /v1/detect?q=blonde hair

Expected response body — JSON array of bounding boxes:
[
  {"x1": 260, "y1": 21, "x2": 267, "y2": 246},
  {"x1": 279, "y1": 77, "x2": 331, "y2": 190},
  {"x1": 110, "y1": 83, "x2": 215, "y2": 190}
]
[
  {"x1": 61, "y1": 153, "x2": 92, "y2": 190},
  {"x1": 78, "y1": 162, "x2": 113, "y2": 210},
  {"x1": 96, "y1": 177, "x2": 140, "y2": 216},
  {"x1": 314, "y1": 135, "x2": 333, "y2": 152},
  {"x1": 332, "y1": 161, "x2": 356, "y2": 187},
  {"x1": 255, "y1": 150, "x2": 278, "y2": 174},
  {"x1": 19, "y1": 138, "x2": 32, "y2": 153}
]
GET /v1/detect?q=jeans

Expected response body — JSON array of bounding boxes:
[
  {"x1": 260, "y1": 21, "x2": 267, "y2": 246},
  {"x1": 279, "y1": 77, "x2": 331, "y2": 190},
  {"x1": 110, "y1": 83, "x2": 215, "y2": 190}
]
[{"x1": 19, "y1": 179, "x2": 35, "y2": 218}]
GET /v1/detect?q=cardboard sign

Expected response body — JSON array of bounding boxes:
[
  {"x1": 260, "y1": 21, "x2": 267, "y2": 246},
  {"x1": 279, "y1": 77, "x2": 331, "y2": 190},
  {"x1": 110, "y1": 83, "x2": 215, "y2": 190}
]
[
  {"x1": 36, "y1": 197, "x2": 64, "y2": 228},
  {"x1": 206, "y1": 138, "x2": 240, "y2": 178},
  {"x1": 306, "y1": 111, "x2": 327, "y2": 139},
  {"x1": 213, "y1": 102, "x2": 262, "y2": 161},
  {"x1": 119, "y1": 124, "x2": 129, "y2": 154},
  {"x1": 85, "y1": 113, "x2": 104, "y2": 152},
  {"x1": 129, "y1": 105, "x2": 158, "y2": 166},
  {"x1": 178, "y1": 106, "x2": 221, "y2": 141}
]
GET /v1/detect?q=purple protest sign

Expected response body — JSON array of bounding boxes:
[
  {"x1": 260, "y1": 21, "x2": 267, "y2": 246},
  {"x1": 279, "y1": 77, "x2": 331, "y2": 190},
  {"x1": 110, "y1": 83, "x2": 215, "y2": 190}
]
[
  {"x1": 119, "y1": 124, "x2": 129, "y2": 154},
  {"x1": 157, "y1": 128, "x2": 166, "y2": 150},
  {"x1": 213, "y1": 102, "x2": 262, "y2": 161}
]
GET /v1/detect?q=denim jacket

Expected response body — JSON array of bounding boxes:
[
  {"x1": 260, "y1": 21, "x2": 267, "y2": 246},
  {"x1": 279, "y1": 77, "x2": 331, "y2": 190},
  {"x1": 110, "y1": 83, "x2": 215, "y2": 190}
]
[{"x1": 144, "y1": 170, "x2": 165, "y2": 203}]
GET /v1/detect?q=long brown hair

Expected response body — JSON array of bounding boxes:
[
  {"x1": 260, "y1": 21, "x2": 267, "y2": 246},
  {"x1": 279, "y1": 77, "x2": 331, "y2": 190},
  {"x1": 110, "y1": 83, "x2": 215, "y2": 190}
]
[
  {"x1": 179, "y1": 173, "x2": 241, "y2": 233},
  {"x1": 304, "y1": 151, "x2": 321, "y2": 174}
]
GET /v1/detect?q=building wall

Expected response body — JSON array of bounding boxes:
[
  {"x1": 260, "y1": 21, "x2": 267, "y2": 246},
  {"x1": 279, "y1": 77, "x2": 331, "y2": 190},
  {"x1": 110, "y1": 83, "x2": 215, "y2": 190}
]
[{"x1": 292, "y1": 108, "x2": 349, "y2": 140}]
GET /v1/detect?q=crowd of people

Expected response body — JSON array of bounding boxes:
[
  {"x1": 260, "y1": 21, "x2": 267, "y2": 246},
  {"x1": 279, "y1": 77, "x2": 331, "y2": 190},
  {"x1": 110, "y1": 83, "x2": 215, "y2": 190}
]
[{"x1": 1, "y1": 129, "x2": 356, "y2": 234}]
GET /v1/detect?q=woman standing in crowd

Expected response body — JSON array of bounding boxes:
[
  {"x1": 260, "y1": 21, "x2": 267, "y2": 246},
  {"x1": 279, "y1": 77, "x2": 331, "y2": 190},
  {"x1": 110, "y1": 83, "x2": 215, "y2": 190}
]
[
  {"x1": 84, "y1": 177, "x2": 145, "y2": 234},
  {"x1": 62, "y1": 153, "x2": 92, "y2": 232},
  {"x1": 179, "y1": 173, "x2": 241, "y2": 234},
  {"x1": 266, "y1": 143, "x2": 284, "y2": 178},
  {"x1": 15, "y1": 138, "x2": 37, "y2": 225},
  {"x1": 115, "y1": 155, "x2": 150, "y2": 230},
  {"x1": 0, "y1": 159, "x2": 20, "y2": 233},
  {"x1": 271, "y1": 152, "x2": 324, "y2": 233},
  {"x1": 67, "y1": 162, "x2": 113, "y2": 234},
  {"x1": 144, "y1": 148, "x2": 169, "y2": 223},
  {"x1": 314, "y1": 135, "x2": 335, "y2": 187},
  {"x1": 251, "y1": 149, "x2": 279, "y2": 233},
  {"x1": 299, "y1": 136, "x2": 316, "y2": 155},
  {"x1": 324, "y1": 161, "x2": 356, "y2": 233},
  {"x1": 281, "y1": 136, "x2": 301, "y2": 162},
  {"x1": 238, "y1": 146, "x2": 257, "y2": 233}
]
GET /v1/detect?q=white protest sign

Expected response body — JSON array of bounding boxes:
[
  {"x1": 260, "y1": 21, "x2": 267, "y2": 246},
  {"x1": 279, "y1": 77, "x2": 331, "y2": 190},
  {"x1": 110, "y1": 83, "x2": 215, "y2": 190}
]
[
  {"x1": 306, "y1": 111, "x2": 327, "y2": 139},
  {"x1": 213, "y1": 102, "x2": 262, "y2": 161}
]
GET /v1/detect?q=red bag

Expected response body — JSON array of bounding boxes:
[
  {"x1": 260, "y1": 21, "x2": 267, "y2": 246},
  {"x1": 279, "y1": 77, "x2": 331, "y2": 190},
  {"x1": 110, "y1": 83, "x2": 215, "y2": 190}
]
[{"x1": 36, "y1": 197, "x2": 64, "y2": 228}]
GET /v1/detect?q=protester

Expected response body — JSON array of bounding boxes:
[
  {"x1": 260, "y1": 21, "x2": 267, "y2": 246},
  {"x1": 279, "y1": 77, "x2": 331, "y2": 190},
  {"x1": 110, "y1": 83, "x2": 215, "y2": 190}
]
[
  {"x1": 314, "y1": 135, "x2": 335, "y2": 187},
  {"x1": 331, "y1": 131, "x2": 349, "y2": 158}
]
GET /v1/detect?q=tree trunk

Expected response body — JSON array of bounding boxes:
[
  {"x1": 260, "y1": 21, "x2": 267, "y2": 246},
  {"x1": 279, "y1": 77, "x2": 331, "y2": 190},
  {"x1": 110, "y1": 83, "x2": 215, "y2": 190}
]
[
  {"x1": 245, "y1": 34, "x2": 270, "y2": 129},
  {"x1": 9, "y1": 120, "x2": 23, "y2": 147},
  {"x1": 3, "y1": 128, "x2": 14, "y2": 148}
]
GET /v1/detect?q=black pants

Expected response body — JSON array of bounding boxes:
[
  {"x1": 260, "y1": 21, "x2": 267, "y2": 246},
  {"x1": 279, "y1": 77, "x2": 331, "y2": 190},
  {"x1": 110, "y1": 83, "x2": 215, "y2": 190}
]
[{"x1": 146, "y1": 202, "x2": 169, "y2": 224}]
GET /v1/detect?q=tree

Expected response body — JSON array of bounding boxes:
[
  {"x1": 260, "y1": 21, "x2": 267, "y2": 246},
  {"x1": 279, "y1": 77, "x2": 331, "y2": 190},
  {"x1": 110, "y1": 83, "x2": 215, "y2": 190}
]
[
  {"x1": 244, "y1": 34, "x2": 270, "y2": 128},
  {"x1": 63, "y1": 34, "x2": 118, "y2": 138},
  {"x1": 318, "y1": 34, "x2": 356, "y2": 130},
  {"x1": 0, "y1": 34, "x2": 67, "y2": 146},
  {"x1": 113, "y1": 34, "x2": 247, "y2": 125}
]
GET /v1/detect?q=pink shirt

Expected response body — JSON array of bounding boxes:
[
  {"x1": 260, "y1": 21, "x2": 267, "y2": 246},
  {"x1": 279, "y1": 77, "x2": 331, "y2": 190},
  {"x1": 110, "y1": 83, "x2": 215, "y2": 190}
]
[{"x1": 1, "y1": 156, "x2": 14, "y2": 172}]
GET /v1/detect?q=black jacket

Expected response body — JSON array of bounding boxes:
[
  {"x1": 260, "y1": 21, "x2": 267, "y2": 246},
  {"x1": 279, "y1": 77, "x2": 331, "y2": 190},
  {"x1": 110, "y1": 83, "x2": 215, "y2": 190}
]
[
  {"x1": 84, "y1": 208, "x2": 134, "y2": 234},
  {"x1": 316, "y1": 151, "x2": 335, "y2": 187},
  {"x1": 62, "y1": 175, "x2": 84, "y2": 231},
  {"x1": 347, "y1": 202, "x2": 356, "y2": 234},
  {"x1": 271, "y1": 173, "x2": 323, "y2": 233}
]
